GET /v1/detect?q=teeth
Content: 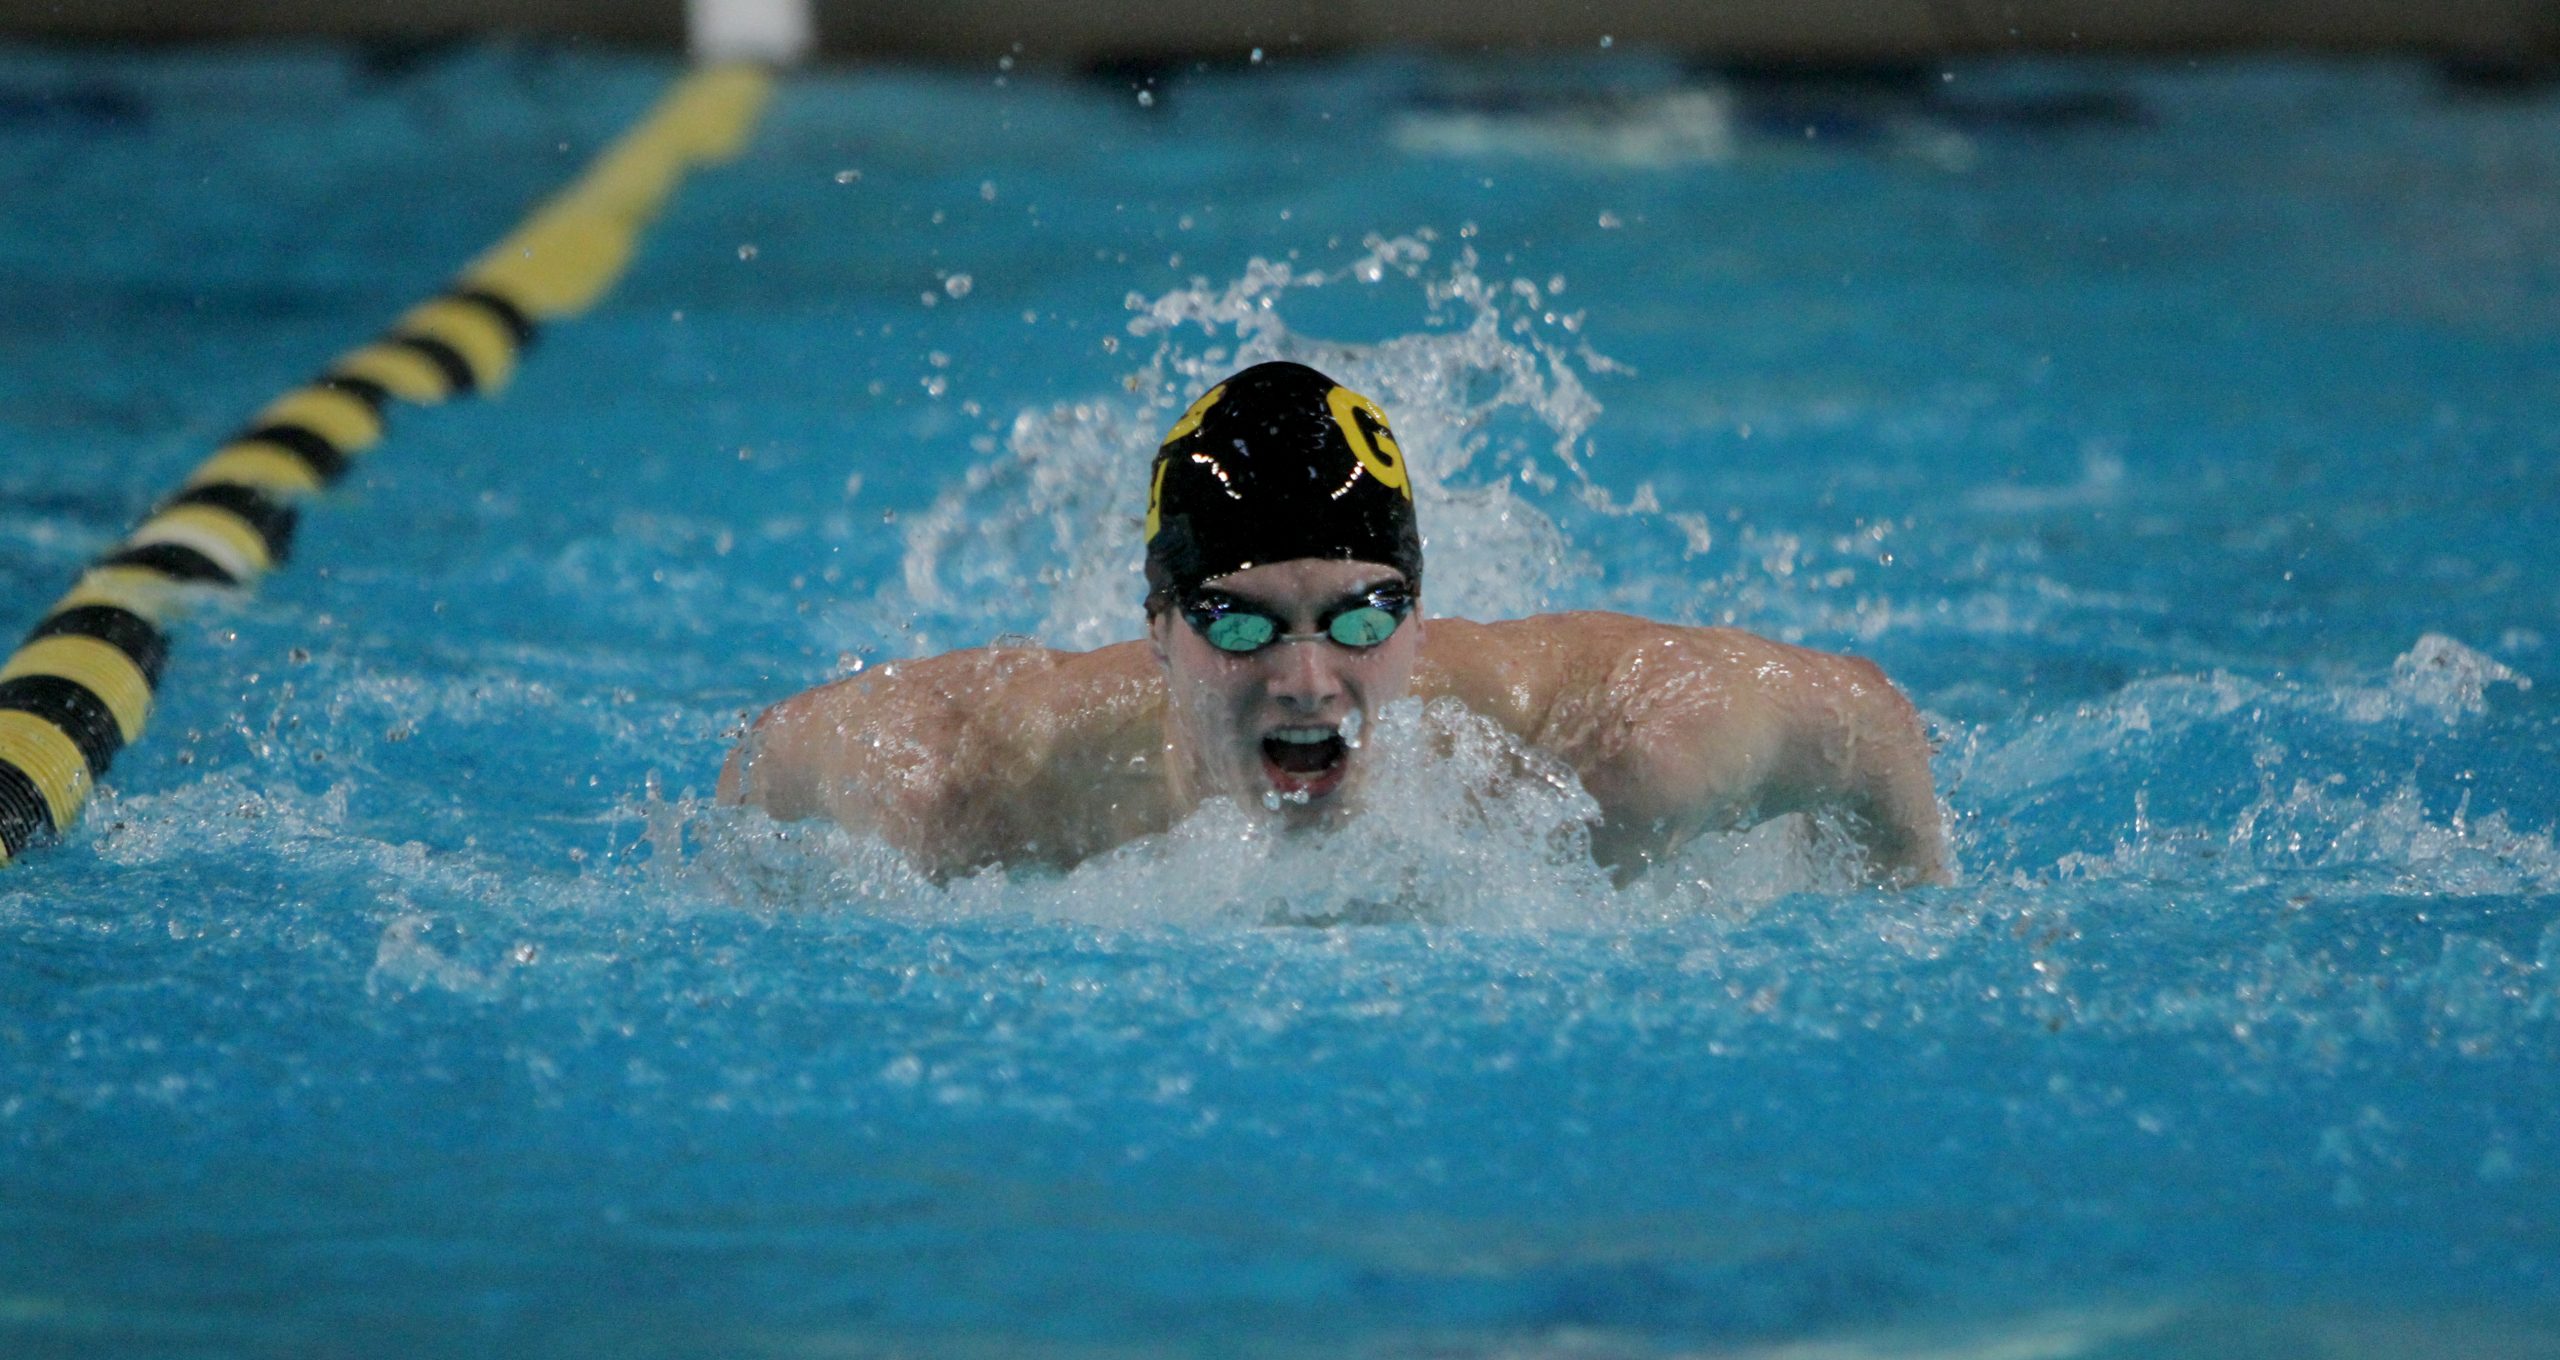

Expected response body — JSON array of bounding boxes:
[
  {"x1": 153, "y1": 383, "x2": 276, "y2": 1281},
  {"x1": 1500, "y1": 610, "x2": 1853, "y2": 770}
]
[{"x1": 1268, "y1": 727, "x2": 1336, "y2": 745}]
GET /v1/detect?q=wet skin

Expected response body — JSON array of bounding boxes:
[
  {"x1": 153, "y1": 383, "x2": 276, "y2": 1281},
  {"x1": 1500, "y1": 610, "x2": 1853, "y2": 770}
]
[
  {"x1": 720, "y1": 558, "x2": 1949, "y2": 885},
  {"x1": 1149, "y1": 559, "x2": 1420, "y2": 829}
]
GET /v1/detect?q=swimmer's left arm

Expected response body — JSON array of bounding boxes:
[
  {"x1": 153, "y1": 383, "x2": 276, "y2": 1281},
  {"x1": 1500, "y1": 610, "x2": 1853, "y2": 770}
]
[
  {"x1": 1768, "y1": 649, "x2": 1950, "y2": 885},
  {"x1": 1598, "y1": 629, "x2": 1950, "y2": 886}
]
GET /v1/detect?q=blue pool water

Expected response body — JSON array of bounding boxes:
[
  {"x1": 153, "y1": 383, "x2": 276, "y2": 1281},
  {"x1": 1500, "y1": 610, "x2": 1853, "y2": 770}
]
[{"x1": 4, "y1": 41, "x2": 2558, "y2": 1357}]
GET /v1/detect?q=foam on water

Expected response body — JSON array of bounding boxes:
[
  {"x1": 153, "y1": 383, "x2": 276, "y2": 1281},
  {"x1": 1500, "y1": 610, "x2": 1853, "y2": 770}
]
[
  {"x1": 1948, "y1": 632, "x2": 2553, "y2": 896},
  {"x1": 928, "y1": 698, "x2": 1609, "y2": 930}
]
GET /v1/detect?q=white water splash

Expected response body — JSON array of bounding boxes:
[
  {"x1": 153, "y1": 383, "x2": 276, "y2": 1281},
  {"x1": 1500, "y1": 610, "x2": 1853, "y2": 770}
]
[
  {"x1": 879, "y1": 234, "x2": 1615, "y2": 655},
  {"x1": 938, "y1": 698, "x2": 1619, "y2": 930},
  {"x1": 2048, "y1": 776, "x2": 2560, "y2": 897},
  {"x1": 697, "y1": 681, "x2": 1863, "y2": 927},
  {"x1": 2349, "y1": 632, "x2": 2530, "y2": 724},
  {"x1": 1957, "y1": 635, "x2": 2553, "y2": 895},
  {"x1": 366, "y1": 911, "x2": 498, "y2": 999}
]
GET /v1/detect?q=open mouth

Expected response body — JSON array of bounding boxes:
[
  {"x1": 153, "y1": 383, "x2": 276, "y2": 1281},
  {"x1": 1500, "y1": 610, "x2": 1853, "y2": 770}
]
[{"x1": 1260, "y1": 725, "x2": 1350, "y2": 800}]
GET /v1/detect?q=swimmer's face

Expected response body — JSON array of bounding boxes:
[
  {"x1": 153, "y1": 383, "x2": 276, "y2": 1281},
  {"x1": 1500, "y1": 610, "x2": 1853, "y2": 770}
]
[{"x1": 1151, "y1": 558, "x2": 1422, "y2": 823}]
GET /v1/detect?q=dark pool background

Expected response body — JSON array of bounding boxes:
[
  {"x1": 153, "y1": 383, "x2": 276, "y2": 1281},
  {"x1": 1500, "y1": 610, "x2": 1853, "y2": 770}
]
[{"x1": 2, "y1": 41, "x2": 2557, "y2": 1358}]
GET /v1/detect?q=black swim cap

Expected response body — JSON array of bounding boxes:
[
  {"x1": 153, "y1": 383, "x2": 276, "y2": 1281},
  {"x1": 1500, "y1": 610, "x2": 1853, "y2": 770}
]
[{"x1": 1143, "y1": 361, "x2": 1423, "y2": 601}]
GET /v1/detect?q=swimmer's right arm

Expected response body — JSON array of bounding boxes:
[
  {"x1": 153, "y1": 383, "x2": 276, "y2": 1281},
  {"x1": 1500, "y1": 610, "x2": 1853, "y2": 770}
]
[
  {"x1": 719, "y1": 642, "x2": 1165, "y2": 877},
  {"x1": 718, "y1": 662, "x2": 976, "y2": 863}
]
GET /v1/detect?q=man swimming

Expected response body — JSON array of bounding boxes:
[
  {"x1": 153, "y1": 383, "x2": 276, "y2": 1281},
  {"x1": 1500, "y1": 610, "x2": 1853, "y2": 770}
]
[{"x1": 719, "y1": 361, "x2": 1949, "y2": 885}]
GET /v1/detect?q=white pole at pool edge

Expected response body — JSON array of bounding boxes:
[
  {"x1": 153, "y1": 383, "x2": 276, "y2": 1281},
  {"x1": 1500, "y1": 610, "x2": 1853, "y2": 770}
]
[{"x1": 689, "y1": 0, "x2": 816, "y2": 65}]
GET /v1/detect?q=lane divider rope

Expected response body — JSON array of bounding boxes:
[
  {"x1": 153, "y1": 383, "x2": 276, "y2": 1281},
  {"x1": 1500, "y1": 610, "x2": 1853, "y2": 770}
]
[{"x1": 0, "y1": 63, "x2": 773, "y2": 867}]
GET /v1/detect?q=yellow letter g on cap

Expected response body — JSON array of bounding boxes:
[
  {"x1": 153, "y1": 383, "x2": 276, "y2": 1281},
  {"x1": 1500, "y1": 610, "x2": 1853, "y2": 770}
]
[{"x1": 1326, "y1": 386, "x2": 1410, "y2": 497}]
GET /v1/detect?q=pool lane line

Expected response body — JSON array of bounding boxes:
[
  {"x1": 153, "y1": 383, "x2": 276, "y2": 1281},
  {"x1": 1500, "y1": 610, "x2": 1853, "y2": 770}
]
[{"x1": 0, "y1": 63, "x2": 773, "y2": 868}]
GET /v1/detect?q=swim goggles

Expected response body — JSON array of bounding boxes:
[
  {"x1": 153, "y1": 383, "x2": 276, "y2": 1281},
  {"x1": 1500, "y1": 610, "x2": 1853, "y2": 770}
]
[{"x1": 1180, "y1": 586, "x2": 1413, "y2": 655}]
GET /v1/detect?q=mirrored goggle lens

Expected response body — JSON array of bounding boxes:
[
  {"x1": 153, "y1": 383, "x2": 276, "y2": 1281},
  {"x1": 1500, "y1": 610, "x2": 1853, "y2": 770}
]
[
  {"x1": 1200, "y1": 609, "x2": 1279, "y2": 652},
  {"x1": 1325, "y1": 605, "x2": 1401, "y2": 648},
  {"x1": 1188, "y1": 592, "x2": 1410, "y2": 653}
]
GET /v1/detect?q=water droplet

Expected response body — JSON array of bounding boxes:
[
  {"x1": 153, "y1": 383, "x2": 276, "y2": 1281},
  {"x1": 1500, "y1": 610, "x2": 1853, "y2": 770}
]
[
  {"x1": 834, "y1": 168, "x2": 861, "y2": 184},
  {"x1": 1136, "y1": 89, "x2": 1155, "y2": 108},
  {"x1": 736, "y1": 243, "x2": 759, "y2": 261},
  {"x1": 1597, "y1": 211, "x2": 1622, "y2": 229},
  {"x1": 944, "y1": 274, "x2": 973, "y2": 299},
  {"x1": 979, "y1": 180, "x2": 998, "y2": 202}
]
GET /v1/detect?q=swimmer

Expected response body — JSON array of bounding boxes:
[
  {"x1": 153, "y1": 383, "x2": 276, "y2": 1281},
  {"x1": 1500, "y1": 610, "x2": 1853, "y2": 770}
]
[{"x1": 720, "y1": 361, "x2": 1949, "y2": 885}]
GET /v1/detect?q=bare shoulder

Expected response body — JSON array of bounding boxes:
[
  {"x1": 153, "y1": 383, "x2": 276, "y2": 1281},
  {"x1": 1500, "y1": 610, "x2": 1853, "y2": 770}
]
[
  {"x1": 719, "y1": 639, "x2": 1166, "y2": 869},
  {"x1": 1418, "y1": 610, "x2": 1942, "y2": 881},
  {"x1": 1417, "y1": 611, "x2": 1888, "y2": 738},
  {"x1": 746, "y1": 639, "x2": 1157, "y2": 746}
]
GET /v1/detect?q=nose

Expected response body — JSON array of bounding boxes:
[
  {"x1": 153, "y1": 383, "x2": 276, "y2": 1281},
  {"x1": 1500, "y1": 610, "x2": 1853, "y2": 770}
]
[{"x1": 1264, "y1": 636, "x2": 1345, "y2": 713}]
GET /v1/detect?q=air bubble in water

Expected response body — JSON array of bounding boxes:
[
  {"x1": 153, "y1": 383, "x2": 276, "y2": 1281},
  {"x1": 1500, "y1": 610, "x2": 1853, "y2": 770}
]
[{"x1": 945, "y1": 274, "x2": 974, "y2": 299}]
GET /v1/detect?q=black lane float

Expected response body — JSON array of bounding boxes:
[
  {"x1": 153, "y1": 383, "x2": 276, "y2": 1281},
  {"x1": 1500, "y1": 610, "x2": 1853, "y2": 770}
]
[{"x1": 0, "y1": 64, "x2": 772, "y2": 867}]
